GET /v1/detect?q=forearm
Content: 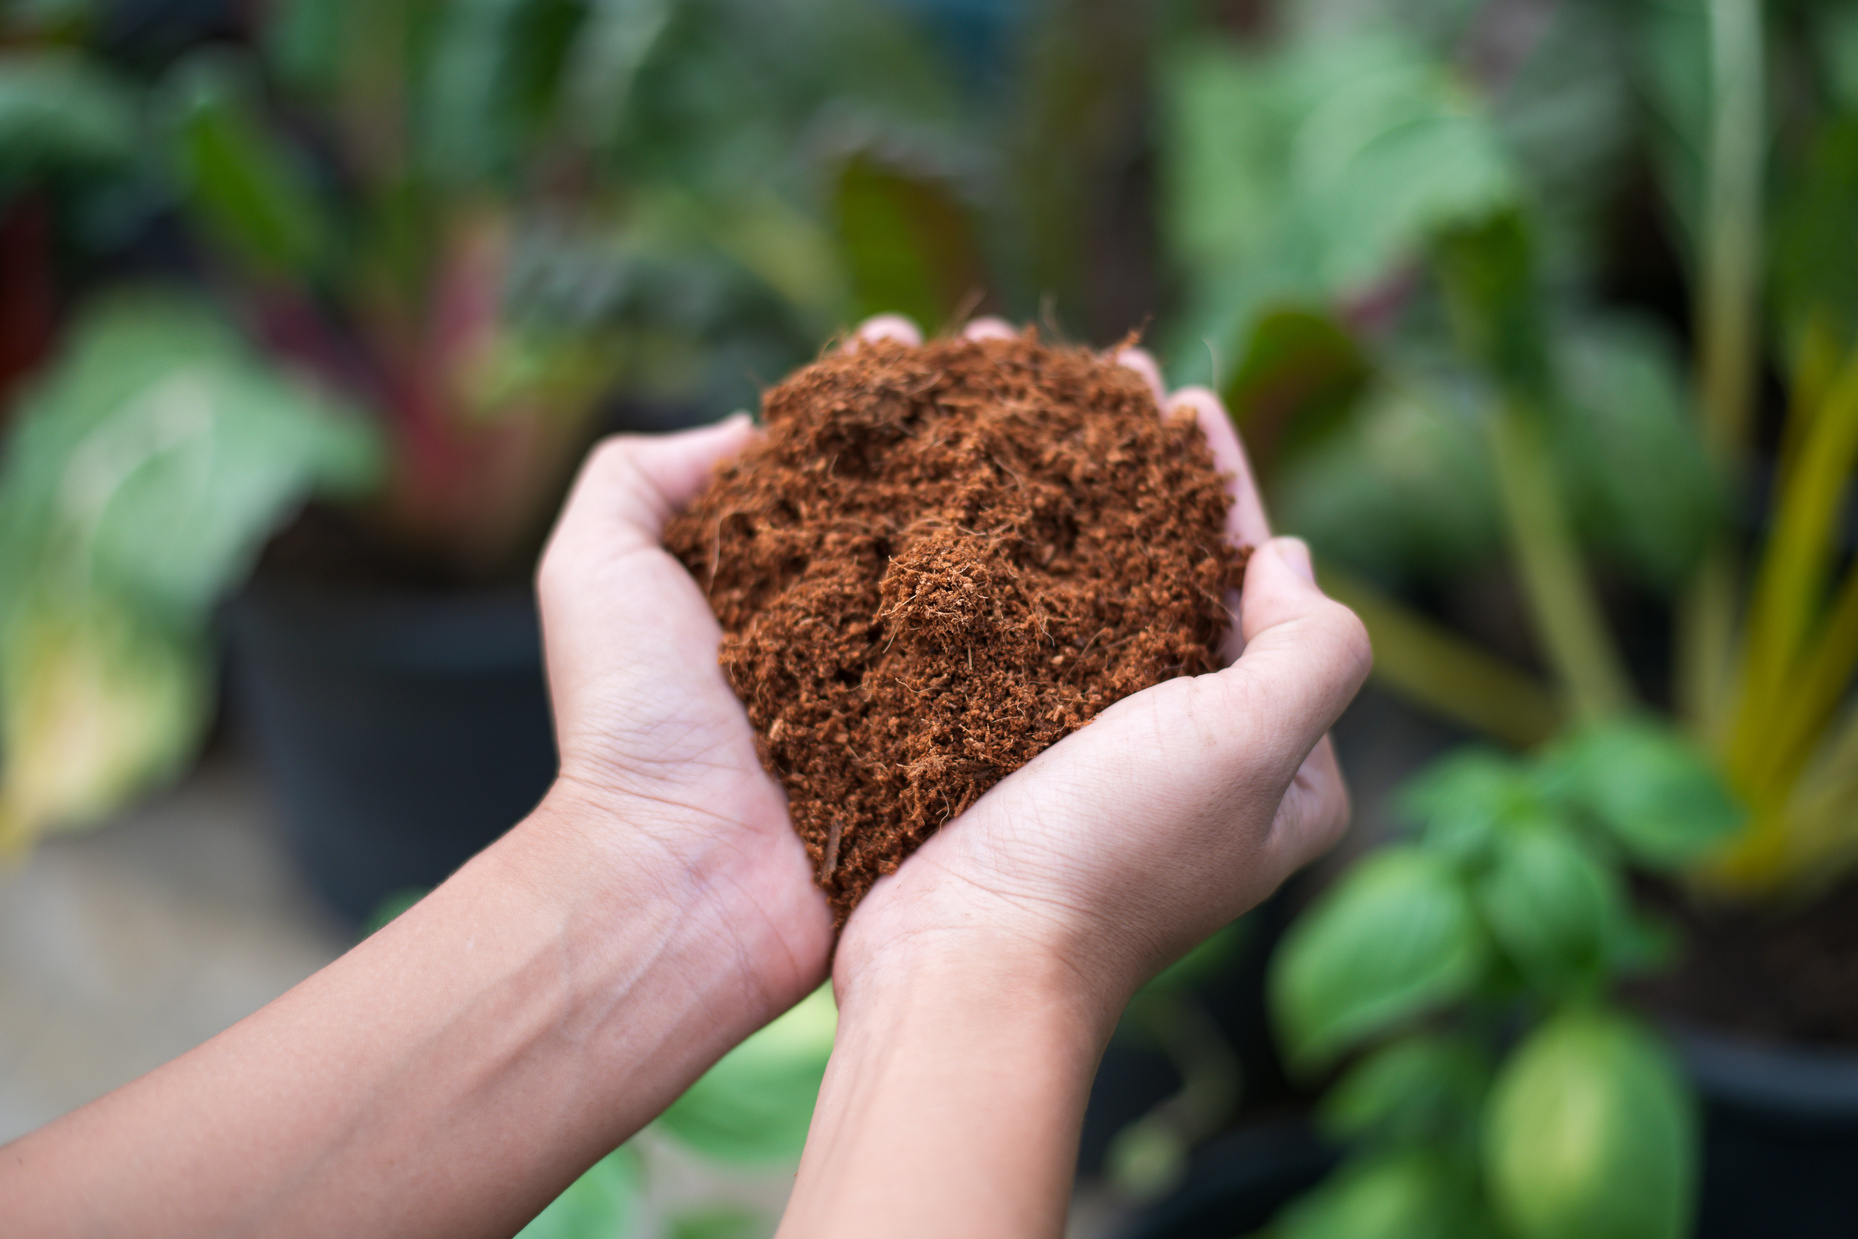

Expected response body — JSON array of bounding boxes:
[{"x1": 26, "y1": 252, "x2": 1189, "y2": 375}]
[
  {"x1": 779, "y1": 941, "x2": 1116, "y2": 1239},
  {"x1": 0, "y1": 793, "x2": 797, "y2": 1239}
]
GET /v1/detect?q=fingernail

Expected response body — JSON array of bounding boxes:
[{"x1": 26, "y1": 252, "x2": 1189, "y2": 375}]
[{"x1": 1273, "y1": 537, "x2": 1316, "y2": 585}]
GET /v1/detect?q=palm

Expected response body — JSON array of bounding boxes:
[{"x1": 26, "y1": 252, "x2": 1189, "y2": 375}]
[{"x1": 537, "y1": 422, "x2": 833, "y2": 996}]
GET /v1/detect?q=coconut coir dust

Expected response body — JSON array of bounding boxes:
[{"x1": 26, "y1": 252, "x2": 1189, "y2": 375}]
[{"x1": 664, "y1": 331, "x2": 1245, "y2": 922}]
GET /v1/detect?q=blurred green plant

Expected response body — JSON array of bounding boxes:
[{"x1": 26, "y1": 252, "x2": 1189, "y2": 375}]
[
  {"x1": 1264, "y1": 719, "x2": 1741, "y2": 1239},
  {"x1": 1161, "y1": 0, "x2": 1858, "y2": 891},
  {"x1": 0, "y1": 291, "x2": 378, "y2": 848},
  {"x1": 0, "y1": 0, "x2": 1010, "y2": 851},
  {"x1": 520, "y1": 985, "x2": 838, "y2": 1239}
]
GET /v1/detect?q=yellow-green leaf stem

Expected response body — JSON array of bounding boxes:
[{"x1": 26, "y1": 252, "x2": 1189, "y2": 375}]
[
  {"x1": 1726, "y1": 349, "x2": 1858, "y2": 794},
  {"x1": 1320, "y1": 565, "x2": 1563, "y2": 748},
  {"x1": 1487, "y1": 405, "x2": 1635, "y2": 723},
  {"x1": 1753, "y1": 560, "x2": 1858, "y2": 800}
]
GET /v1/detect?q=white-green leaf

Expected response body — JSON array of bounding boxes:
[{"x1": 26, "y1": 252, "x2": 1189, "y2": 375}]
[
  {"x1": 1483, "y1": 1008, "x2": 1697, "y2": 1239},
  {"x1": 1270, "y1": 847, "x2": 1490, "y2": 1069}
]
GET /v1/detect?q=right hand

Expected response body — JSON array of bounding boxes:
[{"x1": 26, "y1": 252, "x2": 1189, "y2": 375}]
[{"x1": 835, "y1": 316, "x2": 1372, "y2": 1022}]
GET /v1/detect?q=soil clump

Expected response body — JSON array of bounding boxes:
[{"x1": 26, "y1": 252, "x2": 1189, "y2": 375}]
[{"x1": 665, "y1": 331, "x2": 1244, "y2": 921}]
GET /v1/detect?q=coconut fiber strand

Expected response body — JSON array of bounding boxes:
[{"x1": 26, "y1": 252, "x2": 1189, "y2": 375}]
[{"x1": 665, "y1": 330, "x2": 1244, "y2": 922}]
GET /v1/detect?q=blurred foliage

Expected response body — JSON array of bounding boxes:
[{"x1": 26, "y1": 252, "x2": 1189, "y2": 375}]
[
  {"x1": 0, "y1": 290, "x2": 378, "y2": 848},
  {"x1": 516, "y1": 984, "x2": 838, "y2": 1239},
  {"x1": 1263, "y1": 719, "x2": 1736, "y2": 1239}
]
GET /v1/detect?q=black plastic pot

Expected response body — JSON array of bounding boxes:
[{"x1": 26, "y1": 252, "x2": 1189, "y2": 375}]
[
  {"x1": 224, "y1": 576, "x2": 558, "y2": 927},
  {"x1": 1674, "y1": 1024, "x2": 1858, "y2": 1239}
]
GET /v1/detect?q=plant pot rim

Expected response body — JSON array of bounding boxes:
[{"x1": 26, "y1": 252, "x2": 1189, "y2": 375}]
[{"x1": 1668, "y1": 1020, "x2": 1858, "y2": 1119}]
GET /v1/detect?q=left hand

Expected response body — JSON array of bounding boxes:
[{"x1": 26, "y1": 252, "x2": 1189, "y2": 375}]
[{"x1": 534, "y1": 416, "x2": 835, "y2": 1013}]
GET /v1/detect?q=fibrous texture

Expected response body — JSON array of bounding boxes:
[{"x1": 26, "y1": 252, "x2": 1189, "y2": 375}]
[{"x1": 665, "y1": 331, "x2": 1242, "y2": 921}]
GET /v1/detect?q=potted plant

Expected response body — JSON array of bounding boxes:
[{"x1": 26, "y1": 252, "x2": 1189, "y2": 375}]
[
  {"x1": 0, "y1": 0, "x2": 1000, "y2": 921},
  {"x1": 1151, "y1": 0, "x2": 1858, "y2": 1231}
]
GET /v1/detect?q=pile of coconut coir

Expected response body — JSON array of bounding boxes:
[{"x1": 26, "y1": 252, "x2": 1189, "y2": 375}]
[{"x1": 665, "y1": 330, "x2": 1244, "y2": 922}]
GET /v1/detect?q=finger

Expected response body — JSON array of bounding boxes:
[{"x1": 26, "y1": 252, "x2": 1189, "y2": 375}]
[
  {"x1": 546, "y1": 414, "x2": 759, "y2": 563},
  {"x1": 845, "y1": 314, "x2": 923, "y2": 350},
  {"x1": 1112, "y1": 345, "x2": 1167, "y2": 405},
  {"x1": 961, "y1": 316, "x2": 1019, "y2": 342},
  {"x1": 1167, "y1": 386, "x2": 1270, "y2": 549},
  {"x1": 1266, "y1": 734, "x2": 1352, "y2": 873},
  {"x1": 1205, "y1": 538, "x2": 1371, "y2": 779}
]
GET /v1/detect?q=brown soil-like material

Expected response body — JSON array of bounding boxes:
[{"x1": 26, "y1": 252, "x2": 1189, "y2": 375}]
[
  {"x1": 1630, "y1": 878, "x2": 1858, "y2": 1047},
  {"x1": 664, "y1": 331, "x2": 1244, "y2": 921}
]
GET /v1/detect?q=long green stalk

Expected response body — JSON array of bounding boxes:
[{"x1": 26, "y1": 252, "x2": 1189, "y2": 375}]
[
  {"x1": 1678, "y1": 0, "x2": 1765, "y2": 736},
  {"x1": 1487, "y1": 404, "x2": 1635, "y2": 723},
  {"x1": 1320, "y1": 565, "x2": 1563, "y2": 748}
]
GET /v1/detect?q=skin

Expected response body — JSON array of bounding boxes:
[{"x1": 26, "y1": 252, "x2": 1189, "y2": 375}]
[{"x1": 0, "y1": 316, "x2": 1369, "y2": 1239}]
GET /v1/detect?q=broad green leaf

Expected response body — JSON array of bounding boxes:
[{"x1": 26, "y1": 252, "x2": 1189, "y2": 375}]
[
  {"x1": 1220, "y1": 307, "x2": 1371, "y2": 478},
  {"x1": 1773, "y1": 118, "x2": 1858, "y2": 366},
  {"x1": 1473, "y1": 822, "x2": 1625, "y2": 992},
  {"x1": 834, "y1": 154, "x2": 985, "y2": 333},
  {"x1": 1398, "y1": 746, "x2": 1537, "y2": 864},
  {"x1": 1271, "y1": 1150, "x2": 1493, "y2": 1239},
  {"x1": 1483, "y1": 1008, "x2": 1696, "y2": 1239},
  {"x1": 0, "y1": 50, "x2": 138, "y2": 179},
  {"x1": 1436, "y1": 212, "x2": 1547, "y2": 398},
  {"x1": 158, "y1": 53, "x2": 333, "y2": 281},
  {"x1": 1541, "y1": 719, "x2": 1745, "y2": 869},
  {"x1": 1552, "y1": 320, "x2": 1721, "y2": 590},
  {"x1": 1275, "y1": 378, "x2": 1503, "y2": 585},
  {"x1": 517, "y1": 1146, "x2": 641, "y2": 1239},
  {"x1": 0, "y1": 592, "x2": 205, "y2": 850},
  {"x1": 0, "y1": 290, "x2": 380, "y2": 845},
  {"x1": 1159, "y1": 30, "x2": 1515, "y2": 374},
  {"x1": 1319, "y1": 1032, "x2": 1491, "y2": 1145},
  {"x1": 654, "y1": 984, "x2": 836, "y2": 1164},
  {"x1": 1270, "y1": 846, "x2": 1490, "y2": 1069}
]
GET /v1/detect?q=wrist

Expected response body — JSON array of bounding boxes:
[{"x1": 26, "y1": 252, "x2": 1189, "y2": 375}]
[{"x1": 494, "y1": 782, "x2": 829, "y2": 1047}]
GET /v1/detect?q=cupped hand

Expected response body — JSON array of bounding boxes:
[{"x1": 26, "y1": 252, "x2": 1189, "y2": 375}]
[
  {"x1": 534, "y1": 418, "x2": 834, "y2": 1010},
  {"x1": 837, "y1": 315, "x2": 1372, "y2": 1016}
]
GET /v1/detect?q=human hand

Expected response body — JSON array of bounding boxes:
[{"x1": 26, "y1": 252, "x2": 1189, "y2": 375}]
[
  {"x1": 534, "y1": 418, "x2": 834, "y2": 1014},
  {"x1": 835, "y1": 314, "x2": 1372, "y2": 1022}
]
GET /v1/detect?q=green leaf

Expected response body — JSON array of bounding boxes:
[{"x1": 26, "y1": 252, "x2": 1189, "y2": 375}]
[
  {"x1": 1275, "y1": 378, "x2": 1503, "y2": 585},
  {"x1": 158, "y1": 52, "x2": 333, "y2": 281},
  {"x1": 1541, "y1": 719, "x2": 1745, "y2": 869},
  {"x1": 1270, "y1": 847, "x2": 1490, "y2": 1069},
  {"x1": 517, "y1": 1146, "x2": 640, "y2": 1239},
  {"x1": 0, "y1": 591, "x2": 206, "y2": 850},
  {"x1": 1473, "y1": 821, "x2": 1625, "y2": 992},
  {"x1": 1220, "y1": 307, "x2": 1371, "y2": 479},
  {"x1": 1552, "y1": 319, "x2": 1722, "y2": 590},
  {"x1": 0, "y1": 49, "x2": 139, "y2": 179},
  {"x1": 1159, "y1": 29, "x2": 1515, "y2": 374},
  {"x1": 654, "y1": 984, "x2": 836, "y2": 1164},
  {"x1": 1773, "y1": 117, "x2": 1858, "y2": 365},
  {"x1": 0, "y1": 290, "x2": 381, "y2": 845},
  {"x1": 1483, "y1": 1008, "x2": 1696, "y2": 1239},
  {"x1": 1319, "y1": 1032, "x2": 1491, "y2": 1145},
  {"x1": 1398, "y1": 746, "x2": 1538, "y2": 864},
  {"x1": 834, "y1": 154, "x2": 986, "y2": 333},
  {"x1": 1436, "y1": 211, "x2": 1548, "y2": 397},
  {"x1": 1271, "y1": 1150, "x2": 1494, "y2": 1239},
  {"x1": 666, "y1": 1208, "x2": 766, "y2": 1239}
]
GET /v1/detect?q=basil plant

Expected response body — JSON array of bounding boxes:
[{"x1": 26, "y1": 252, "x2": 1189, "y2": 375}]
[{"x1": 1264, "y1": 719, "x2": 1744, "y2": 1239}]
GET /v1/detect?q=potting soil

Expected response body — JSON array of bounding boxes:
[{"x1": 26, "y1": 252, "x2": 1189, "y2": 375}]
[{"x1": 665, "y1": 331, "x2": 1244, "y2": 921}]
